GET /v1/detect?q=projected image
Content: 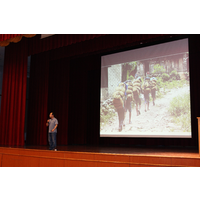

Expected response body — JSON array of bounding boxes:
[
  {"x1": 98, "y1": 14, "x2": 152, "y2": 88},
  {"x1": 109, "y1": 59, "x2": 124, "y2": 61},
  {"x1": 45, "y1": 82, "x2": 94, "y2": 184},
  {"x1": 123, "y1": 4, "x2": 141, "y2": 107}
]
[{"x1": 100, "y1": 39, "x2": 191, "y2": 138}]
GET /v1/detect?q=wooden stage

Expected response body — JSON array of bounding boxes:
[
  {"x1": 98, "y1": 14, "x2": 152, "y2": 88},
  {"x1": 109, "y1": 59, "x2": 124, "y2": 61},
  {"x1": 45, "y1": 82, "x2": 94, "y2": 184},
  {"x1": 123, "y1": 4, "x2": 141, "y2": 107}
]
[{"x1": 0, "y1": 145, "x2": 199, "y2": 167}]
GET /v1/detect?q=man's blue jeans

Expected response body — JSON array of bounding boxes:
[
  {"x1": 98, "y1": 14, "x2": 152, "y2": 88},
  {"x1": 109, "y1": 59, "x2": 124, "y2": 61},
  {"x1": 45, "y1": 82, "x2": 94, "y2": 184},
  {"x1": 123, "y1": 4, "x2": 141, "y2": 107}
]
[{"x1": 48, "y1": 132, "x2": 57, "y2": 150}]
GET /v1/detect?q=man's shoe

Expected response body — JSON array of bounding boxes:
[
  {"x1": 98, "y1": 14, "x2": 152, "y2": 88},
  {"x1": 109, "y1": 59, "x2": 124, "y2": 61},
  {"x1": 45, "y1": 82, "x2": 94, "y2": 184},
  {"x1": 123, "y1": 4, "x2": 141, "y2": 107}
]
[{"x1": 54, "y1": 149, "x2": 57, "y2": 151}]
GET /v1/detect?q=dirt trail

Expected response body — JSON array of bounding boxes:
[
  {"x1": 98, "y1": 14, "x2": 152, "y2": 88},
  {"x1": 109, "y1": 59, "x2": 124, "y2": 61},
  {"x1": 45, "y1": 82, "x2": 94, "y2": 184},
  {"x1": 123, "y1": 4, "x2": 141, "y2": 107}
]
[{"x1": 101, "y1": 85, "x2": 190, "y2": 133}]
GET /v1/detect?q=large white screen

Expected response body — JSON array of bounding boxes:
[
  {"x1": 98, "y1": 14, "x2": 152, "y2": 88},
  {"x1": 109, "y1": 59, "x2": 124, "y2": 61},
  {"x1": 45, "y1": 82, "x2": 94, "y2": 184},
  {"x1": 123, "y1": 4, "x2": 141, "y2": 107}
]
[{"x1": 100, "y1": 38, "x2": 191, "y2": 138}]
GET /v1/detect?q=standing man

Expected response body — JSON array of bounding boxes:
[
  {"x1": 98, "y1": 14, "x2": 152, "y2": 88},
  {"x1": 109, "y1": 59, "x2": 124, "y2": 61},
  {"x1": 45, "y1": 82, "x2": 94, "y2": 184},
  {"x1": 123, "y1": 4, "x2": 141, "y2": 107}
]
[{"x1": 46, "y1": 112, "x2": 58, "y2": 151}]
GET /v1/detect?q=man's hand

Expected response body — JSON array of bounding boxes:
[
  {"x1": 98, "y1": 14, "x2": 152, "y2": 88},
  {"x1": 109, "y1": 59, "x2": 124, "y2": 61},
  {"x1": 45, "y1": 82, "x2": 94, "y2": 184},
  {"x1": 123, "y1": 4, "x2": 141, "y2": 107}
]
[
  {"x1": 51, "y1": 129, "x2": 54, "y2": 132},
  {"x1": 46, "y1": 119, "x2": 50, "y2": 126}
]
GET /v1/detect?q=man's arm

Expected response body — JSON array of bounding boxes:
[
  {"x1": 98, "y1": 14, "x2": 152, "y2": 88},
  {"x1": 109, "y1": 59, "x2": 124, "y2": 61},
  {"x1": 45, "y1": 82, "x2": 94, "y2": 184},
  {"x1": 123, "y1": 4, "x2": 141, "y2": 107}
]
[
  {"x1": 51, "y1": 124, "x2": 58, "y2": 132},
  {"x1": 46, "y1": 119, "x2": 50, "y2": 127}
]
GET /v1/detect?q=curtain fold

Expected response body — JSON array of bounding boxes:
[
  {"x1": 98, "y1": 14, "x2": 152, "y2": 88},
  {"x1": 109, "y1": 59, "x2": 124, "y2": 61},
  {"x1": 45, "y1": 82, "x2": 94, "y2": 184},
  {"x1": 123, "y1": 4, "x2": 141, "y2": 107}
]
[
  {"x1": 0, "y1": 41, "x2": 27, "y2": 146},
  {"x1": 0, "y1": 34, "x2": 22, "y2": 42}
]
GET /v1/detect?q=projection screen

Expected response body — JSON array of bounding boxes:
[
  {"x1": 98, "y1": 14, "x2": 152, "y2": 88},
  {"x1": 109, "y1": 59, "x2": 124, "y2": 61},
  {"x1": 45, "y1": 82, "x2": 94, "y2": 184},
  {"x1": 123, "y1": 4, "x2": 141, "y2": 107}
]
[{"x1": 100, "y1": 38, "x2": 191, "y2": 138}]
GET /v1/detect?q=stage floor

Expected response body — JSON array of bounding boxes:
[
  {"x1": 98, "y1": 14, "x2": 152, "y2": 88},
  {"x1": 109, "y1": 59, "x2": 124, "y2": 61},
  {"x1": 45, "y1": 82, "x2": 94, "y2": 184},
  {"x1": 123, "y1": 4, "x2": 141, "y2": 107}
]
[
  {"x1": 0, "y1": 145, "x2": 199, "y2": 167},
  {"x1": 3, "y1": 145, "x2": 199, "y2": 158}
]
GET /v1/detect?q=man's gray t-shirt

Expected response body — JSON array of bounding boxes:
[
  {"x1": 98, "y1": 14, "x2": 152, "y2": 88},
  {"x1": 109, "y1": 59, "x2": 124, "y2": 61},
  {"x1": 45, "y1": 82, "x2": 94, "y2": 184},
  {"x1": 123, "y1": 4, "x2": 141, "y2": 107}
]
[{"x1": 49, "y1": 118, "x2": 58, "y2": 133}]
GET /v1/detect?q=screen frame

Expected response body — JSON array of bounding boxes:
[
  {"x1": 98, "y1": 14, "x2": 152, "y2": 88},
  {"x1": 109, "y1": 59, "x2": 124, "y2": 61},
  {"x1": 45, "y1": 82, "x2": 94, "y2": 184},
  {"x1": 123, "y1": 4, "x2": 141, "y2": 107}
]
[{"x1": 99, "y1": 35, "x2": 193, "y2": 139}]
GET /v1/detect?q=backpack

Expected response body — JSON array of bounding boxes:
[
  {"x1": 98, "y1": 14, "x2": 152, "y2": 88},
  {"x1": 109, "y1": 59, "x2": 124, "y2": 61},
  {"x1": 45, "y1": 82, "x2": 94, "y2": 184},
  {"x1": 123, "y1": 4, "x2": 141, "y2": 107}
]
[
  {"x1": 112, "y1": 83, "x2": 125, "y2": 109},
  {"x1": 142, "y1": 81, "x2": 150, "y2": 93}
]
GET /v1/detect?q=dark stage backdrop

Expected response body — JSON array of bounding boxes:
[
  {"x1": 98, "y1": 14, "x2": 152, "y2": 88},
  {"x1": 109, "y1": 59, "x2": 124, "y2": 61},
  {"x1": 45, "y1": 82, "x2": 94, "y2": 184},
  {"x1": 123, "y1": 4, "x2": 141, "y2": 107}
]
[
  {"x1": 47, "y1": 58, "x2": 70, "y2": 145},
  {"x1": 67, "y1": 55, "x2": 101, "y2": 145},
  {"x1": 26, "y1": 52, "x2": 50, "y2": 145},
  {"x1": 26, "y1": 54, "x2": 100, "y2": 146}
]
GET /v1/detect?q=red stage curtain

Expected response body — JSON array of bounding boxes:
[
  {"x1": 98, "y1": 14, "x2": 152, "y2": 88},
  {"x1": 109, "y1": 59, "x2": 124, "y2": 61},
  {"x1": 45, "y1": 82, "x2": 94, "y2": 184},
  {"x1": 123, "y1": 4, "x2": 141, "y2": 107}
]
[
  {"x1": 26, "y1": 52, "x2": 50, "y2": 145},
  {"x1": 0, "y1": 34, "x2": 22, "y2": 42},
  {"x1": 0, "y1": 41, "x2": 28, "y2": 146},
  {"x1": 27, "y1": 34, "x2": 105, "y2": 55}
]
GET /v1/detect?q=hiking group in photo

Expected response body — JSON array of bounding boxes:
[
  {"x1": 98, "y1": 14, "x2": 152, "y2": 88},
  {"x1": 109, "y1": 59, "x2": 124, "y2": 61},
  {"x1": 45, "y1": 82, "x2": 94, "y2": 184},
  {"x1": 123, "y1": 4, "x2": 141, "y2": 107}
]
[{"x1": 113, "y1": 72, "x2": 157, "y2": 132}]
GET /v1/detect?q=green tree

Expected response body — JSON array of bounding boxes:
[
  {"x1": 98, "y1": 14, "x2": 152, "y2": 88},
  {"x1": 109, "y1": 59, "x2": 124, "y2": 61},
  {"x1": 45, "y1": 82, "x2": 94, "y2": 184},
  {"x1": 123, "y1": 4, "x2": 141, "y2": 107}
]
[
  {"x1": 162, "y1": 73, "x2": 170, "y2": 81},
  {"x1": 127, "y1": 61, "x2": 137, "y2": 80},
  {"x1": 122, "y1": 61, "x2": 137, "y2": 81},
  {"x1": 152, "y1": 64, "x2": 166, "y2": 74}
]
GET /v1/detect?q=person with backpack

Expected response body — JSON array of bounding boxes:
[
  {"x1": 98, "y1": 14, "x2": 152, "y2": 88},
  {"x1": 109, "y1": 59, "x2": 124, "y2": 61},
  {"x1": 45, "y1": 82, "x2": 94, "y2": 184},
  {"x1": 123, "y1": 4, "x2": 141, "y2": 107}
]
[
  {"x1": 113, "y1": 82, "x2": 126, "y2": 132},
  {"x1": 150, "y1": 77, "x2": 157, "y2": 106},
  {"x1": 142, "y1": 76, "x2": 151, "y2": 112},
  {"x1": 117, "y1": 104, "x2": 125, "y2": 132},
  {"x1": 124, "y1": 80, "x2": 132, "y2": 124},
  {"x1": 133, "y1": 77, "x2": 142, "y2": 116}
]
